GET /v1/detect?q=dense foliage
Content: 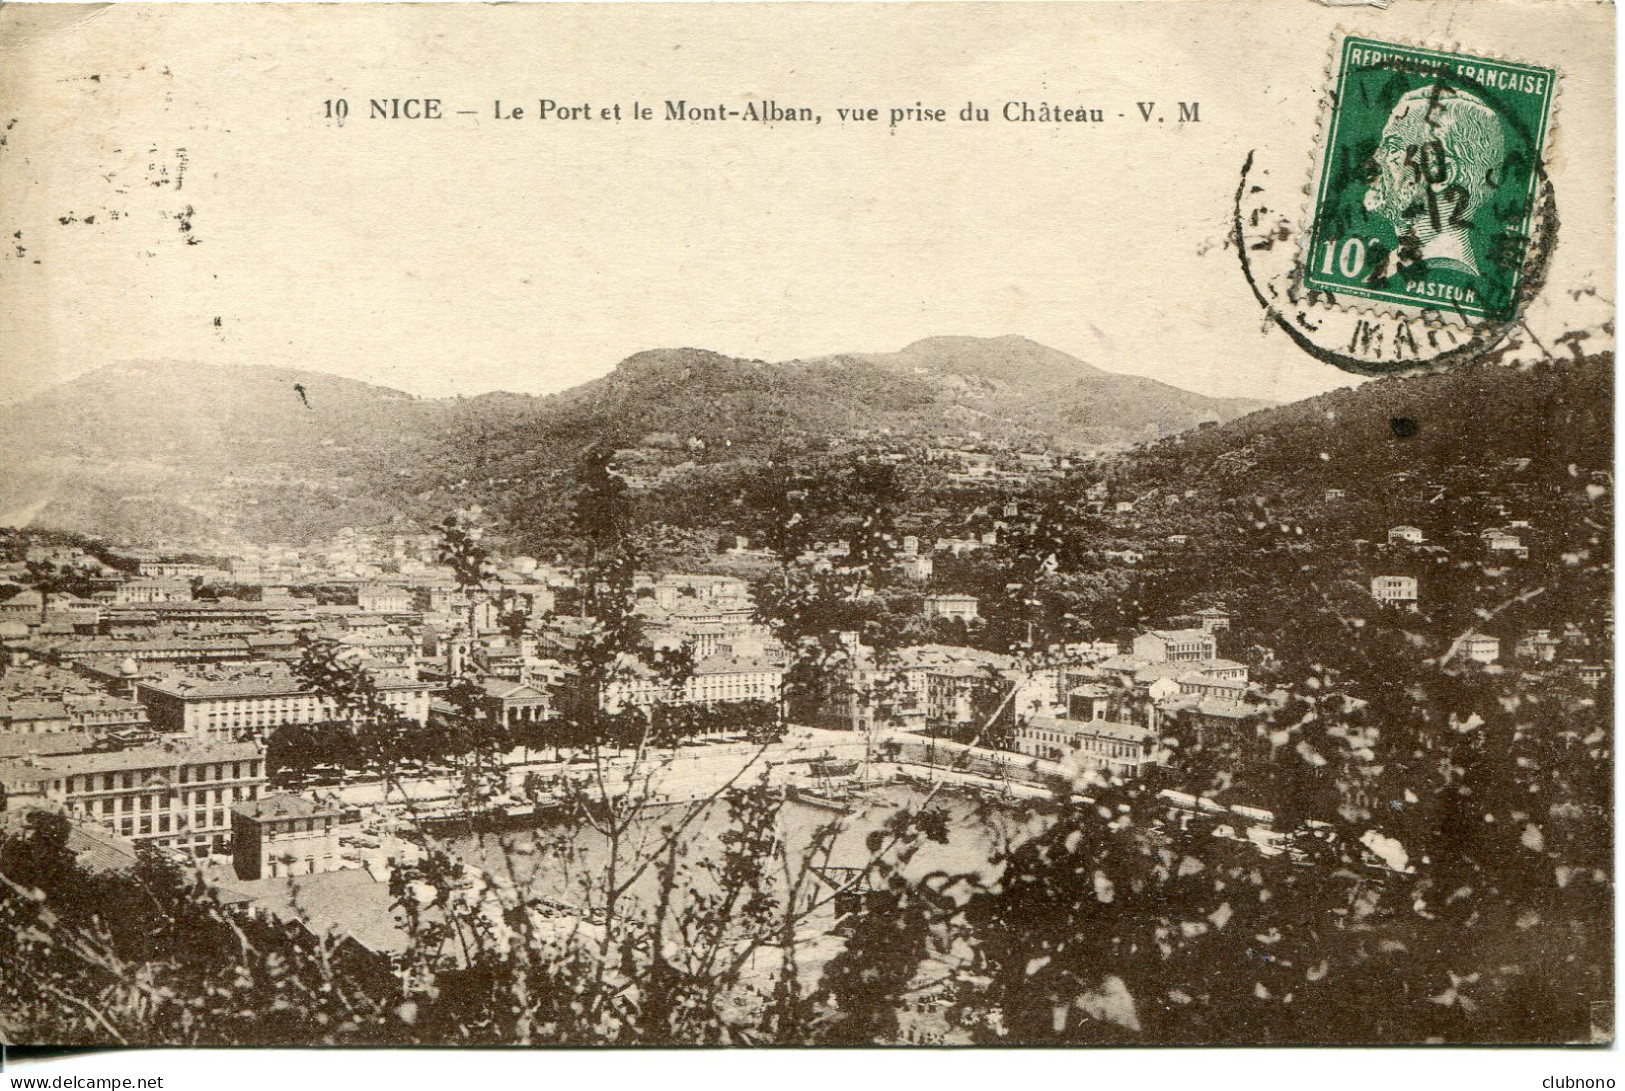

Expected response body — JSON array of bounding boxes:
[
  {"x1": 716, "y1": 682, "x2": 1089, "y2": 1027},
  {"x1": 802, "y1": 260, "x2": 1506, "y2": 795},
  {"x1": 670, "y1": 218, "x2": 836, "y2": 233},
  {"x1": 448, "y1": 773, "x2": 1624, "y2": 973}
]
[{"x1": 0, "y1": 353, "x2": 1610, "y2": 1046}]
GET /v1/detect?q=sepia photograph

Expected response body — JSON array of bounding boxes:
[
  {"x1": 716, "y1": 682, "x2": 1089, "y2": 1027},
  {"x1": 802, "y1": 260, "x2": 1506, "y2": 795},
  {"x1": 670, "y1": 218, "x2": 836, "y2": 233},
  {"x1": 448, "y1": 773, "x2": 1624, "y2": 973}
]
[{"x1": 0, "y1": 0, "x2": 1615, "y2": 1072}]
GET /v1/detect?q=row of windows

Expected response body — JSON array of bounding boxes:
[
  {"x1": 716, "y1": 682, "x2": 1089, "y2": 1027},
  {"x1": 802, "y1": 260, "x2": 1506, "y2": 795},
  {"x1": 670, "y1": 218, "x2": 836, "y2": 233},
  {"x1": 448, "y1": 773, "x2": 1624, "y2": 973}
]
[
  {"x1": 621, "y1": 679, "x2": 779, "y2": 703},
  {"x1": 1083, "y1": 740, "x2": 1146, "y2": 759},
  {"x1": 205, "y1": 704, "x2": 324, "y2": 724},
  {"x1": 1021, "y1": 739, "x2": 1139, "y2": 775},
  {"x1": 1023, "y1": 729, "x2": 1073, "y2": 747},
  {"x1": 1018, "y1": 730, "x2": 1148, "y2": 761},
  {"x1": 262, "y1": 817, "x2": 338, "y2": 837},
  {"x1": 178, "y1": 761, "x2": 262, "y2": 783},
  {"x1": 89, "y1": 785, "x2": 256, "y2": 814},
  {"x1": 116, "y1": 808, "x2": 231, "y2": 837},
  {"x1": 203, "y1": 697, "x2": 319, "y2": 712},
  {"x1": 692, "y1": 681, "x2": 776, "y2": 698},
  {"x1": 198, "y1": 693, "x2": 424, "y2": 716},
  {"x1": 63, "y1": 761, "x2": 262, "y2": 794},
  {"x1": 266, "y1": 853, "x2": 337, "y2": 878}
]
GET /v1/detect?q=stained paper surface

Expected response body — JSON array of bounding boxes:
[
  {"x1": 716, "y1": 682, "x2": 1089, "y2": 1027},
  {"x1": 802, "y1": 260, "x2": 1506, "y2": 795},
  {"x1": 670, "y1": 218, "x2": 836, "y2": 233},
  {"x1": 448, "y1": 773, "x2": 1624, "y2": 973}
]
[{"x1": 0, "y1": 0, "x2": 1613, "y2": 1058}]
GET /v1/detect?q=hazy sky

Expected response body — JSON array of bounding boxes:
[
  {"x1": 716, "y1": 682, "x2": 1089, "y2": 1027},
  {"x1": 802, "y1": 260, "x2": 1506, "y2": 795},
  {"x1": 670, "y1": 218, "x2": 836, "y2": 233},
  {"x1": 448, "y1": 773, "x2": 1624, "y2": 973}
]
[{"x1": 0, "y1": 2, "x2": 1613, "y2": 406}]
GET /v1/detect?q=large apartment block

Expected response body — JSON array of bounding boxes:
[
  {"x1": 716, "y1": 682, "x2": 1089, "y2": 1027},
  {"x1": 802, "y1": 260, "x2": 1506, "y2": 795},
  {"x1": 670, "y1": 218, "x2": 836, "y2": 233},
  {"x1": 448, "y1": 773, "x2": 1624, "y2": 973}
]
[
  {"x1": 1131, "y1": 628, "x2": 1218, "y2": 663},
  {"x1": 6, "y1": 740, "x2": 266, "y2": 857},
  {"x1": 1013, "y1": 713, "x2": 1162, "y2": 777},
  {"x1": 114, "y1": 579, "x2": 195, "y2": 605},
  {"x1": 137, "y1": 672, "x2": 433, "y2": 739},
  {"x1": 601, "y1": 654, "x2": 784, "y2": 712}
]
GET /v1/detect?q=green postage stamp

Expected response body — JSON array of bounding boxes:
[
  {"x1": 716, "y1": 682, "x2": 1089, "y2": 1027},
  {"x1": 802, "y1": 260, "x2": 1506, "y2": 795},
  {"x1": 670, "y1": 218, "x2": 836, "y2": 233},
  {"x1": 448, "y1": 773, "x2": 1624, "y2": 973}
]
[{"x1": 1303, "y1": 36, "x2": 1557, "y2": 322}]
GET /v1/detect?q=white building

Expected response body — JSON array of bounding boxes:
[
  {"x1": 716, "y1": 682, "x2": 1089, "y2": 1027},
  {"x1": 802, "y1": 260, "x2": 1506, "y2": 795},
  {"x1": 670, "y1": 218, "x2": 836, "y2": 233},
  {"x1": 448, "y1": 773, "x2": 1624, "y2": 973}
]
[
  {"x1": 1131, "y1": 629, "x2": 1218, "y2": 663},
  {"x1": 1370, "y1": 575, "x2": 1418, "y2": 604},
  {"x1": 1013, "y1": 713, "x2": 1162, "y2": 777},
  {"x1": 115, "y1": 579, "x2": 195, "y2": 605},
  {"x1": 1481, "y1": 529, "x2": 1529, "y2": 559},
  {"x1": 138, "y1": 561, "x2": 211, "y2": 581},
  {"x1": 652, "y1": 574, "x2": 752, "y2": 612},
  {"x1": 1455, "y1": 635, "x2": 1501, "y2": 664},
  {"x1": 137, "y1": 671, "x2": 433, "y2": 739},
  {"x1": 4, "y1": 740, "x2": 266, "y2": 857},
  {"x1": 602, "y1": 654, "x2": 784, "y2": 712},
  {"x1": 934, "y1": 538, "x2": 985, "y2": 557},
  {"x1": 232, "y1": 792, "x2": 361, "y2": 880},
  {"x1": 923, "y1": 594, "x2": 980, "y2": 622},
  {"x1": 357, "y1": 583, "x2": 415, "y2": 612}
]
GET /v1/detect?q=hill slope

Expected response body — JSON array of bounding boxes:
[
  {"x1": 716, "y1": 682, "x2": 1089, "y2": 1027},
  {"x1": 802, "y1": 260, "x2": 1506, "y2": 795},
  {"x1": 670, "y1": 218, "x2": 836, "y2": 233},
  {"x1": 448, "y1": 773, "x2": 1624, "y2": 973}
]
[
  {"x1": 1083, "y1": 351, "x2": 1613, "y2": 671},
  {"x1": 1122, "y1": 353, "x2": 1612, "y2": 502},
  {"x1": 849, "y1": 335, "x2": 1269, "y2": 444},
  {"x1": 0, "y1": 362, "x2": 448, "y2": 546},
  {"x1": 0, "y1": 338, "x2": 1266, "y2": 546}
]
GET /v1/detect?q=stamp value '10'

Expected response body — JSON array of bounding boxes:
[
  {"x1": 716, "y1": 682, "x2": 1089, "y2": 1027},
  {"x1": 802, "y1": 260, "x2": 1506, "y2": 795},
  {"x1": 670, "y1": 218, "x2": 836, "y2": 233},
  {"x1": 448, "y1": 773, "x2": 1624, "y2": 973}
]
[{"x1": 1303, "y1": 36, "x2": 1557, "y2": 323}]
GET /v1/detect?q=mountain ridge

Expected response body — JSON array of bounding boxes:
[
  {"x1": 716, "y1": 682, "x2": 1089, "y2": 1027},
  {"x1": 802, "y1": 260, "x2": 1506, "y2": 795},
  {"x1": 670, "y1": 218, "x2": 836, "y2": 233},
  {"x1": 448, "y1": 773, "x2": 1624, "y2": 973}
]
[{"x1": 0, "y1": 336, "x2": 1272, "y2": 546}]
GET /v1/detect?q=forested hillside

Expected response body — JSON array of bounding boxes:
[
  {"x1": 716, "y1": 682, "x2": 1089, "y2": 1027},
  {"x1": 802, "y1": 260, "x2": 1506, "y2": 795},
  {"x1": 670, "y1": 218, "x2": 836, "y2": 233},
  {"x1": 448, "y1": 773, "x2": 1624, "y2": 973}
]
[{"x1": 0, "y1": 338, "x2": 1266, "y2": 546}]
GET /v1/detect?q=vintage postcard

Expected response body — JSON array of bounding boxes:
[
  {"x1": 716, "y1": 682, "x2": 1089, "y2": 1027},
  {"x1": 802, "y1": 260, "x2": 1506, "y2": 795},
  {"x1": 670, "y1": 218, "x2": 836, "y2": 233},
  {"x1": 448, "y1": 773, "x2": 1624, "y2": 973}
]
[{"x1": 0, "y1": 0, "x2": 1613, "y2": 1065}]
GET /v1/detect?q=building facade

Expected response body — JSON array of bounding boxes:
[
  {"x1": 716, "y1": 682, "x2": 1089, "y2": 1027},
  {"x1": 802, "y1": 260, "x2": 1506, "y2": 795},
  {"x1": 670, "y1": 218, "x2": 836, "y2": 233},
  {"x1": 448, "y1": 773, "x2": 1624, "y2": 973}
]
[
  {"x1": 7, "y1": 740, "x2": 266, "y2": 857},
  {"x1": 1013, "y1": 713, "x2": 1162, "y2": 777},
  {"x1": 601, "y1": 654, "x2": 784, "y2": 712},
  {"x1": 137, "y1": 673, "x2": 433, "y2": 739},
  {"x1": 138, "y1": 561, "x2": 210, "y2": 581},
  {"x1": 897, "y1": 555, "x2": 935, "y2": 582},
  {"x1": 1456, "y1": 635, "x2": 1501, "y2": 664},
  {"x1": 923, "y1": 594, "x2": 980, "y2": 622},
  {"x1": 1370, "y1": 575, "x2": 1419, "y2": 604},
  {"x1": 114, "y1": 579, "x2": 195, "y2": 605},
  {"x1": 357, "y1": 583, "x2": 415, "y2": 613},
  {"x1": 1132, "y1": 629, "x2": 1218, "y2": 663},
  {"x1": 1481, "y1": 530, "x2": 1530, "y2": 559},
  {"x1": 232, "y1": 792, "x2": 361, "y2": 880}
]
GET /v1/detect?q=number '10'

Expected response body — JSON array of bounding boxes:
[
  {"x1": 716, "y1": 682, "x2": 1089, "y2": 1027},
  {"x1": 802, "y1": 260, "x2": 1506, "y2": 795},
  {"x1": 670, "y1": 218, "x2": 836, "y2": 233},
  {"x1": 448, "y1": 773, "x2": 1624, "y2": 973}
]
[{"x1": 1319, "y1": 237, "x2": 1370, "y2": 278}]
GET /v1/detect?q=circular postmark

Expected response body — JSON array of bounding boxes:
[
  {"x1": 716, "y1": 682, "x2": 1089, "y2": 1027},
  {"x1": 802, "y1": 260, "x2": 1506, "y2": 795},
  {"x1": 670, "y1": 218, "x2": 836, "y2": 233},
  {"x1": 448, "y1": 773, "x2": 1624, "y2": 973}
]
[
  {"x1": 1233, "y1": 153, "x2": 1557, "y2": 378},
  {"x1": 1233, "y1": 35, "x2": 1560, "y2": 378}
]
